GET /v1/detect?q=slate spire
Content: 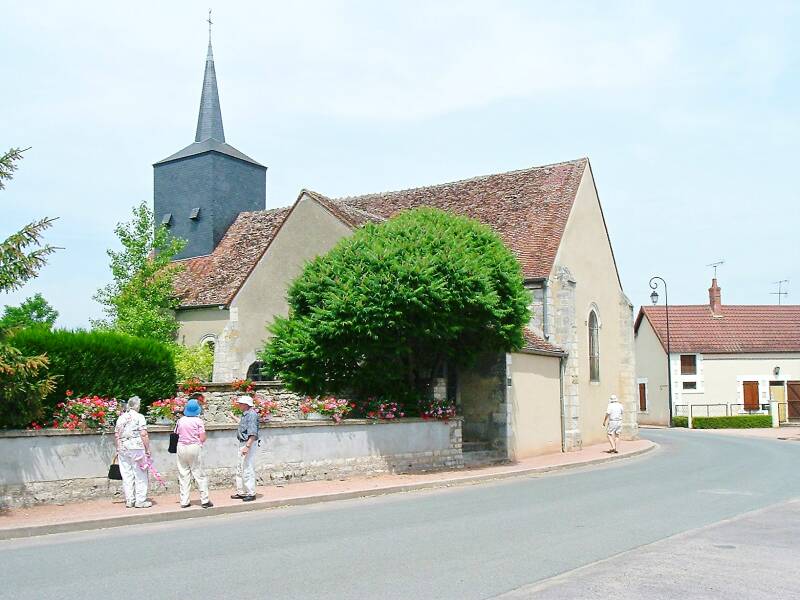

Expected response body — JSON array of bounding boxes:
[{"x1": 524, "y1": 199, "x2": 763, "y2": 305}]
[{"x1": 195, "y1": 32, "x2": 225, "y2": 143}]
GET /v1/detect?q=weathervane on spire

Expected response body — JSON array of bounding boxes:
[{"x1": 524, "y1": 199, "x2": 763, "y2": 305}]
[{"x1": 207, "y1": 8, "x2": 213, "y2": 44}]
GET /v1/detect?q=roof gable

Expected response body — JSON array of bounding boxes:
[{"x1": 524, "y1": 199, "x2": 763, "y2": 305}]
[
  {"x1": 173, "y1": 207, "x2": 290, "y2": 307},
  {"x1": 174, "y1": 158, "x2": 589, "y2": 308}
]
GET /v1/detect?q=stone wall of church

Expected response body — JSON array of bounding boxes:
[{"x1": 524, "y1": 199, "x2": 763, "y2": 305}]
[
  {"x1": 553, "y1": 266, "x2": 581, "y2": 451},
  {"x1": 618, "y1": 291, "x2": 639, "y2": 440}
]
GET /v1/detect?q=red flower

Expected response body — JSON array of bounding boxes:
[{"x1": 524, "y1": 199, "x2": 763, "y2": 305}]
[{"x1": 65, "y1": 390, "x2": 73, "y2": 397}]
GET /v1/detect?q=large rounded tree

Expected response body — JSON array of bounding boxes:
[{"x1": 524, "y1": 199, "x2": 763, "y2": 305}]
[{"x1": 261, "y1": 207, "x2": 530, "y2": 403}]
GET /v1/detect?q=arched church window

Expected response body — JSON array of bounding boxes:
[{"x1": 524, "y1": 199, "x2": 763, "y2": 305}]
[
  {"x1": 588, "y1": 311, "x2": 600, "y2": 382},
  {"x1": 199, "y1": 335, "x2": 216, "y2": 355}
]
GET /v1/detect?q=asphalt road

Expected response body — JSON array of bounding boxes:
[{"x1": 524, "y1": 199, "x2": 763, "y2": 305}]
[{"x1": 1, "y1": 429, "x2": 799, "y2": 600}]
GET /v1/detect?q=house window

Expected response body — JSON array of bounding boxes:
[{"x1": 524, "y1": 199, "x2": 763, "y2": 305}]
[
  {"x1": 588, "y1": 310, "x2": 600, "y2": 382},
  {"x1": 682, "y1": 381, "x2": 697, "y2": 390},
  {"x1": 680, "y1": 355, "x2": 697, "y2": 375},
  {"x1": 638, "y1": 382, "x2": 648, "y2": 411}
]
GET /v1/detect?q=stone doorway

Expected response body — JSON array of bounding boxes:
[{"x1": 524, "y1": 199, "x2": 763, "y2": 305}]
[{"x1": 456, "y1": 352, "x2": 509, "y2": 466}]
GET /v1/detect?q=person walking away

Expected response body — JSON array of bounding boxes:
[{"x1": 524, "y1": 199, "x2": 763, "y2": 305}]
[
  {"x1": 231, "y1": 395, "x2": 258, "y2": 502},
  {"x1": 175, "y1": 397, "x2": 213, "y2": 509},
  {"x1": 603, "y1": 394, "x2": 624, "y2": 454},
  {"x1": 114, "y1": 396, "x2": 152, "y2": 508}
]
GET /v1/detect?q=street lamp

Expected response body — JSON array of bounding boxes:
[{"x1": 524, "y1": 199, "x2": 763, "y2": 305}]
[{"x1": 649, "y1": 276, "x2": 673, "y2": 427}]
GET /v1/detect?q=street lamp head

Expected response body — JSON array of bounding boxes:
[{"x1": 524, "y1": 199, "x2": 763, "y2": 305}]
[{"x1": 650, "y1": 290, "x2": 659, "y2": 305}]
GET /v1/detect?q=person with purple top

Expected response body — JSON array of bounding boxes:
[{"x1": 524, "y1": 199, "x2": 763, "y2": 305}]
[{"x1": 174, "y1": 396, "x2": 213, "y2": 508}]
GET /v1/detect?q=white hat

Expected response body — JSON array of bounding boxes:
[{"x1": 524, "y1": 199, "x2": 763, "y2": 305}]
[
  {"x1": 237, "y1": 395, "x2": 254, "y2": 407},
  {"x1": 609, "y1": 394, "x2": 618, "y2": 401}
]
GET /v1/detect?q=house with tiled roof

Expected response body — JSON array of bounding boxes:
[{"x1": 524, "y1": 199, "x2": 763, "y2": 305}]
[
  {"x1": 158, "y1": 38, "x2": 638, "y2": 459},
  {"x1": 634, "y1": 278, "x2": 800, "y2": 425}
]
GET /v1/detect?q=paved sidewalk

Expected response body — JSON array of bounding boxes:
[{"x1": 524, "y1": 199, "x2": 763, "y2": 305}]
[{"x1": 0, "y1": 439, "x2": 654, "y2": 540}]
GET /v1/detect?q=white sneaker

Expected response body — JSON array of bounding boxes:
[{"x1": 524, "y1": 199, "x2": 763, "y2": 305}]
[
  {"x1": 134, "y1": 501, "x2": 153, "y2": 508},
  {"x1": 125, "y1": 501, "x2": 134, "y2": 509}
]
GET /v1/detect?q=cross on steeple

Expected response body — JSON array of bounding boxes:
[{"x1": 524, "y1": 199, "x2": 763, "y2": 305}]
[{"x1": 196, "y1": 9, "x2": 224, "y2": 142}]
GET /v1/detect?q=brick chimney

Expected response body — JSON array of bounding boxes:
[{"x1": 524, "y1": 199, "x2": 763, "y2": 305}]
[{"x1": 708, "y1": 278, "x2": 723, "y2": 316}]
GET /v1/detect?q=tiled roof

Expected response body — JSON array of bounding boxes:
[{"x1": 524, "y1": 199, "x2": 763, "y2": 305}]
[
  {"x1": 520, "y1": 328, "x2": 566, "y2": 356},
  {"x1": 334, "y1": 158, "x2": 588, "y2": 280},
  {"x1": 173, "y1": 207, "x2": 290, "y2": 307},
  {"x1": 174, "y1": 159, "x2": 588, "y2": 308},
  {"x1": 301, "y1": 189, "x2": 385, "y2": 228},
  {"x1": 636, "y1": 305, "x2": 800, "y2": 353}
]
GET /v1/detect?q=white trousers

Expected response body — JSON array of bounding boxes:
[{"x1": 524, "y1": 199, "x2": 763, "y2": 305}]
[
  {"x1": 235, "y1": 443, "x2": 257, "y2": 496},
  {"x1": 119, "y1": 449, "x2": 148, "y2": 504},
  {"x1": 176, "y1": 444, "x2": 210, "y2": 505}
]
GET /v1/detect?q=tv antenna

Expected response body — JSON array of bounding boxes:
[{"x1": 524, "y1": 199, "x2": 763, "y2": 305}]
[
  {"x1": 771, "y1": 280, "x2": 789, "y2": 305},
  {"x1": 707, "y1": 260, "x2": 725, "y2": 279}
]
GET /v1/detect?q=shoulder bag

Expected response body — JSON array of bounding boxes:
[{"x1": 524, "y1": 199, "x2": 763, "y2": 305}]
[
  {"x1": 107, "y1": 454, "x2": 122, "y2": 480},
  {"x1": 168, "y1": 422, "x2": 179, "y2": 454}
]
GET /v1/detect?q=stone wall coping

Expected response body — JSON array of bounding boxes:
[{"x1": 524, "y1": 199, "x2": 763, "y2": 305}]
[
  {"x1": 0, "y1": 417, "x2": 462, "y2": 438},
  {"x1": 196, "y1": 381, "x2": 284, "y2": 392}
]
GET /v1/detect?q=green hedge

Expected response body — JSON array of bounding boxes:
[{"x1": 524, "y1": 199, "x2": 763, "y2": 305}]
[
  {"x1": 9, "y1": 328, "x2": 176, "y2": 416},
  {"x1": 672, "y1": 416, "x2": 688, "y2": 428},
  {"x1": 691, "y1": 415, "x2": 772, "y2": 429}
]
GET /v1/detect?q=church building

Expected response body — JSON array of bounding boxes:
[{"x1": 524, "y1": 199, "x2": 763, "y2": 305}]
[{"x1": 158, "y1": 38, "x2": 639, "y2": 457}]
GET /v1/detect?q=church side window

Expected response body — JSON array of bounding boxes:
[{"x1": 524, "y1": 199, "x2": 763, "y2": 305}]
[{"x1": 588, "y1": 310, "x2": 600, "y2": 382}]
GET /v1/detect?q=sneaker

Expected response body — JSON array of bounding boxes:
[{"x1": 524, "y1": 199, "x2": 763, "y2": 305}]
[
  {"x1": 125, "y1": 501, "x2": 134, "y2": 509},
  {"x1": 134, "y1": 501, "x2": 153, "y2": 508},
  {"x1": 230, "y1": 493, "x2": 246, "y2": 499},
  {"x1": 241, "y1": 495, "x2": 256, "y2": 502},
  {"x1": 180, "y1": 503, "x2": 191, "y2": 509},
  {"x1": 202, "y1": 501, "x2": 214, "y2": 509}
]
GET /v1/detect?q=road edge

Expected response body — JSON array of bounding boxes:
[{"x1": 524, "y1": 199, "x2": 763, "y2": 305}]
[{"x1": 0, "y1": 442, "x2": 656, "y2": 541}]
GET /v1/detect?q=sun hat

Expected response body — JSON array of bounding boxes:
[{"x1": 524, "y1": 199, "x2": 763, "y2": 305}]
[
  {"x1": 237, "y1": 395, "x2": 254, "y2": 407},
  {"x1": 609, "y1": 394, "x2": 618, "y2": 401},
  {"x1": 183, "y1": 398, "x2": 202, "y2": 417}
]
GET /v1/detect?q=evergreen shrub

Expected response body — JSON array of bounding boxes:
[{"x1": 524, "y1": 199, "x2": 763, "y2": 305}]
[
  {"x1": 671, "y1": 416, "x2": 688, "y2": 428},
  {"x1": 691, "y1": 415, "x2": 772, "y2": 429},
  {"x1": 9, "y1": 328, "x2": 176, "y2": 415}
]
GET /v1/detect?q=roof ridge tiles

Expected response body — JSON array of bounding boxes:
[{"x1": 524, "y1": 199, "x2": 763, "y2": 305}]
[{"x1": 333, "y1": 157, "x2": 588, "y2": 202}]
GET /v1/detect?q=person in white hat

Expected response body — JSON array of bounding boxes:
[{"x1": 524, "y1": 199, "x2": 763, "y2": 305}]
[
  {"x1": 603, "y1": 394, "x2": 624, "y2": 454},
  {"x1": 231, "y1": 395, "x2": 259, "y2": 501}
]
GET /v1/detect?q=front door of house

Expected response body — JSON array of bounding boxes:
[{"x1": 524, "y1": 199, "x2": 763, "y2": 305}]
[
  {"x1": 788, "y1": 382, "x2": 800, "y2": 420},
  {"x1": 770, "y1": 383, "x2": 787, "y2": 422},
  {"x1": 743, "y1": 381, "x2": 760, "y2": 412}
]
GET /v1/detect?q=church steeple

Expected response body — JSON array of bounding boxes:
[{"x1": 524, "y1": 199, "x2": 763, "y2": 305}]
[
  {"x1": 195, "y1": 16, "x2": 225, "y2": 143},
  {"x1": 153, "y1": 14, "x2": 266, "y2": 261}
]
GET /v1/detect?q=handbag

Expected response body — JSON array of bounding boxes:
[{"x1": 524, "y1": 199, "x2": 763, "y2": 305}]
[
  {"x1": 108, "y1": 454, "x2": 122, "y2": 480},
  {"x1": 168, "y1": 424, "x2": 179, "y2": 454}
]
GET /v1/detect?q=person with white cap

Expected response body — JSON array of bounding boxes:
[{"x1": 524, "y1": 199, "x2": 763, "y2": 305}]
[
  {"x1": 603, "y1": 394, "x2": 624, "y2": 454},
  {"x1": 231, "y1": 395, "x2": 259, "y2": 501},
  {"x1": 174, "y1": 396, "x2": 213, "y2": 509}
]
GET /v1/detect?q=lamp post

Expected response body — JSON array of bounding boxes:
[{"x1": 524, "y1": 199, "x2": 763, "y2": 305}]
[{"x1": 649, "y1": 276, "x2": 673, "y2": 427}]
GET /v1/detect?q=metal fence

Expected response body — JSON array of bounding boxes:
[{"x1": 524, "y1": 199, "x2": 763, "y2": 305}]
[{"x1": 673, "y1": 403, "x2": 770, "y2": 418}]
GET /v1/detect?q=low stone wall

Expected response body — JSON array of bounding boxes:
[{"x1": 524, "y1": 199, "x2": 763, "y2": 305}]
[
  {"x1": 0, "y1": 418, "x2": 463, "y2": 508},
  {"x1": 192, "y1": 381, "x2": 304, "y2": 424}
]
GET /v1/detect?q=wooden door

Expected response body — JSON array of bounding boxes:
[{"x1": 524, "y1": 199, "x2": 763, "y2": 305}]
[
  {"x1": 743, "y1": 381, "x2": 760, "y2": 411},
  {"x1": 638, "y1": 383, "x2": 647, "y2": 412},
  {"x1": 788, "y1": 382, "x2": 800, "y2": 419}
]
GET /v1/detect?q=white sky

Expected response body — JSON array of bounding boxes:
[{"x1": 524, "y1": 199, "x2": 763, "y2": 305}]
[{"x1": 2, "y1": 1, "x2": 798, "y2": 327}]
